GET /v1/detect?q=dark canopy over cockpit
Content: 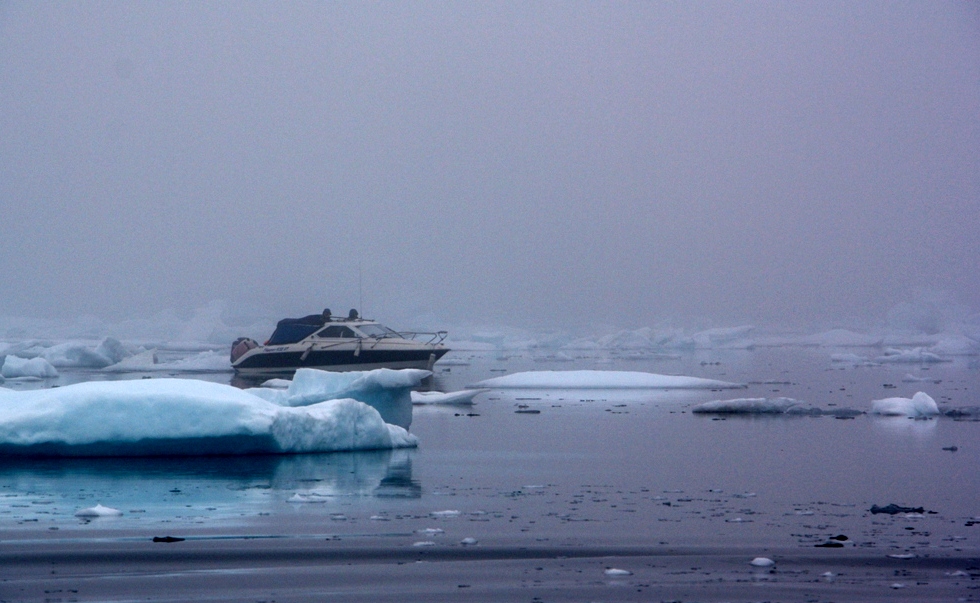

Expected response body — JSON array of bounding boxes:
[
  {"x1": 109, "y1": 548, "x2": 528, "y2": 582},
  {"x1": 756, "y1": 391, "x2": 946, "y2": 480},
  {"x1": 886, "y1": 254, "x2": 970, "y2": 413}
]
[{"x1": 266, "y1": 317, "x2": 324, "y2": 345}]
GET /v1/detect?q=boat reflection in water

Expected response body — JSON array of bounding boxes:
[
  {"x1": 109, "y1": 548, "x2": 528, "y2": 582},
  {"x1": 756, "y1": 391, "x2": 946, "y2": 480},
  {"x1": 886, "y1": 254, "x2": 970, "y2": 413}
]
[{"x1": 0, "y1": 449, "x2": 420, "y2": 527}]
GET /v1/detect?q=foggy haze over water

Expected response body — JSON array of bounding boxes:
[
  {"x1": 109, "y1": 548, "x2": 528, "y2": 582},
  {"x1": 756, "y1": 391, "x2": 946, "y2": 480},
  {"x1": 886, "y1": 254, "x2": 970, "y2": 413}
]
[{"x1": 1, "y1": 2, "x2": 978, "y2": 331}]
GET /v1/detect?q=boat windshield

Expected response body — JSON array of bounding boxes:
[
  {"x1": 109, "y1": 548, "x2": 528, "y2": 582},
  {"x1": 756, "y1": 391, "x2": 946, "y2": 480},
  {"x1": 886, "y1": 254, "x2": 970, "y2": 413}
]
[{"x1": 357, "y1": 324, "x2": 402, "y2": 339}]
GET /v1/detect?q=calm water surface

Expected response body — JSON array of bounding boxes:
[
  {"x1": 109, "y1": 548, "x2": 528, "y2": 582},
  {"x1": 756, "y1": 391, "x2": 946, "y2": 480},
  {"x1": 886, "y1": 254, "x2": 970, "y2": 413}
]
[{"x1": 1, "y1": 347, "x2": 977, "y2": 555}]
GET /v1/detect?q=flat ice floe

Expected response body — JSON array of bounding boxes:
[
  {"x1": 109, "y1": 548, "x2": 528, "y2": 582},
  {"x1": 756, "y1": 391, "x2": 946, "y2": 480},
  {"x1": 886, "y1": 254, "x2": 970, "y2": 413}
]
[
  {"x1": 871, "y1": 391, "x2": 940, "y2": 417},
  {"x1": 874, "y1": 347, "x2": 948, "y2": 364},
  {"x1": 469, "y1": 370, "x2": 744, "y2": 389},
  {"x1": 0, "y1": 376, "x2": 417, "y2": 457},
  {"x1": 691, "y1": 397, "x2": 801, "y2": 414},
  {"x1": 411, "y1": 389, "x2": 487, "y2": 405}
]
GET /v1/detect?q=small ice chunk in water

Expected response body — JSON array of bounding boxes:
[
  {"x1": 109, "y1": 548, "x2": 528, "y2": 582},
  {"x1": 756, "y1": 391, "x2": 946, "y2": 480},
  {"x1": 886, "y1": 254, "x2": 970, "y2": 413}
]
[
  {"x1": 412, "y1": 541, "x2": 436, "y2": 547},
  {"x1": 411, "y1": 389, "x2": 486, "y2": 405},
  {"x1": 75, "y1": 504, "x2": 122, "y2": 517},
  {"x1": 431, "y1": 509, "x2": 460, "y2": 517},
  {"x1": 604, "y1": 568, "x2": 632, "y2": 576},
  {"x1": 459, "y1": 537, "x2": 478, "y2": 545},
  {"x1": 750, "y1": 557, "x2": 775, "y2": 567},
  {"x1": 416, "y1": 528, "x2": 444, "y2": 535}
]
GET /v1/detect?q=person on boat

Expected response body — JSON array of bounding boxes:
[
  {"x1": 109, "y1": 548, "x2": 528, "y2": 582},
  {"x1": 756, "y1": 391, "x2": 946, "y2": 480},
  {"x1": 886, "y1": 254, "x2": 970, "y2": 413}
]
[
  {"x1": 348, "y1": 308, "x2": 359, "y2": 320},
  {"x1": 292, "y1": 308, "x2": 332, "y2": 326}
]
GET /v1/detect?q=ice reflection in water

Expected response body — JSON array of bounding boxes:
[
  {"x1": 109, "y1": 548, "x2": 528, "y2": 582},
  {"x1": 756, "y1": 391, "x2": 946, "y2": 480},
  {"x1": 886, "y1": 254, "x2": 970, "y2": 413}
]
[{"x1": 0, "y1": 449, "x2": 419, "y2": 528}]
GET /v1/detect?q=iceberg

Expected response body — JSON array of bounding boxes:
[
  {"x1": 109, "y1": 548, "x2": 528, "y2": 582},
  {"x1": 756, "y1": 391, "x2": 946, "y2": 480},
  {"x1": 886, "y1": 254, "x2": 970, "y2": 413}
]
[
  {"x1": 692, "y1": 326, "x2": 755, "y2": 349},
  {"x1": 871, "y1": 392, "x2": 940, "y2": 417},
  {"x1": 928, "y1": 335, "x2": 979, "y2": 356},
  {"x1": 469, "y1": 370, "x2": 744, "y2": 389},
  {"x1": 691, "y1": 397, "x2": 801, "y2": 414},
  {"x1": 248, "y1": 368, "x2": 429, "y2": 429},
  {"x1": 0, "y1": 378, "x2": 417, "y2": 457},
  {"x1": 830, "y1": 353, "x2": 872, "y2": 364},
  {"x1": 1, "y1": 356, "x2": 58, "y2": 379},
  {"x1": 38, "y1": 338, "x2": 130, "y2": 369}
]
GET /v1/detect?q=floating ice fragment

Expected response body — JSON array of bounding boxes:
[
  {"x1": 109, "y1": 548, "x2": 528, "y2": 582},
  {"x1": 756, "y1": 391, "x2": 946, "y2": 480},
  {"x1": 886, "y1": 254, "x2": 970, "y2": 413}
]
[
  {"x1": 692, "y1": 397, "x2": 800, "y2": 414},
  {"x1": 888, "y1": 553, "x2": 916, "y2": 559},
  {"x1": 890, "y1": 582, "x2": 906, "y2": 589},
  {"x1": 902, "y1": 373, "x2": 937, "y2": 383},
  {"x1": 831, "y1": 352, "x2": 871, "y2": 364},
  {"x1": 459, "y1": 537, "x2": 478, "y2": 545},
  {"x1": 871, "y1": 392, "x2": 939, "y2": 417},
  {"x1": 75, "y1": 504, "x2": 122, "y2": 518},
  {"x1": 604, "y1": 568, "x2": 632, "y2": 576},
  {"x1": 260, "y1": 378, "x2": 293, "y2": 389},
  {"x1": 431, "y1": 510, "x2": 461, "y2": 517},
  {"x1": 417, "y1": 528, "x2": 444, "y2": 535},
  {"x1": 411, "y1": 389, "x2": 487, "y2": 405},
  {"x1": 412, "y1": 541, "x2": 436, "y2": 547},
  {"x1": 287, "y1": 493, "x2": 328, "y2": 503},
  {"x1": 875, "y1": 347, "x2": 947, "y2": 364},
  {"x1": 750, "y1": 557, "x2": 775, "y2": 567}
]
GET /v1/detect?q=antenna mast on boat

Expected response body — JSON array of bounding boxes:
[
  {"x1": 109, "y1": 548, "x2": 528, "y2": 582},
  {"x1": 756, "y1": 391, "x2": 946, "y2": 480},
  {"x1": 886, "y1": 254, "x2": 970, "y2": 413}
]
[{"x1": 358, "y1": 263, "x2": 363, "y2": 316}]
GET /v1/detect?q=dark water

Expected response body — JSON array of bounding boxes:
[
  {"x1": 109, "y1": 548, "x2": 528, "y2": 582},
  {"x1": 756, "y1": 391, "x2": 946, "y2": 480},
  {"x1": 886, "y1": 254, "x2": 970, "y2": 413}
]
[{"x1": 1, "y1": 347, "x2": 978, "y2": 601}]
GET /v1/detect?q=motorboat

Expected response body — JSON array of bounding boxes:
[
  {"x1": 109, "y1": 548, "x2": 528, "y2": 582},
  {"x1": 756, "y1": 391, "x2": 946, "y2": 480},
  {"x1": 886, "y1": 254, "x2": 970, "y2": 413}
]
[{"x1": 230, "y1": 310, "x2": 449, "y2": 377}]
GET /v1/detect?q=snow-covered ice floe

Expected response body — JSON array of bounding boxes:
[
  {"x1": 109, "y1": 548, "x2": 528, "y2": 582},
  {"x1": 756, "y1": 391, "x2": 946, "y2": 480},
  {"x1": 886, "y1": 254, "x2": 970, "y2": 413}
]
[
  {"x1": 469, "y1": 370, "x2": 744, "y2": 389},
  {"x1": 691, "y1": 397, "x2": 801, "y2": 414},
  {"x1": 871, "y1": 391, "x2": 940, "y2": 417},
  {"x1": 0, "y1": 372, "x2": 421, "y2": 457}
]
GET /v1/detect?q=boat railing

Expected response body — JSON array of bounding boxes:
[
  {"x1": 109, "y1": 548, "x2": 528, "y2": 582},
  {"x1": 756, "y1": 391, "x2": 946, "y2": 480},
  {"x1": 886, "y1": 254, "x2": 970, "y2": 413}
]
[{"x1": 397, "y1": 330, "x2": 448, "y2": 345}]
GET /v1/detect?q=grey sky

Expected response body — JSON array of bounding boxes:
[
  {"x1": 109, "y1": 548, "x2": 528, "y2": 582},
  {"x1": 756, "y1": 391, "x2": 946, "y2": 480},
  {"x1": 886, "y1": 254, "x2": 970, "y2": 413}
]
[{"x1": 1, "y1": 1, "x2": 977, "y2": 330}]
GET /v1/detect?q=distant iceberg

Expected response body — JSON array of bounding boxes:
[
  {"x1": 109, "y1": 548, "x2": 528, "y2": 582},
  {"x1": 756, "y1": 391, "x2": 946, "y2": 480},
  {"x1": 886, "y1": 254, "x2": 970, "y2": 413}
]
[
  {"x1": 874, "y1": 348, "x2": 948, "y2": 364},
  {"x1": 871, "y1": 392, "x2": 940, "y2": 417},
  {"x1": 103, "y1": 349, "x2": 232, "y2": 373},
  {"x1": 469, "y1": 370, "x2": 744, "y2": 389},
  {"x1": 799, "y1": 329, "x2": 883, "y2": 347},
  {"x1": 692, "y1": 326, "x2": 755, "y2": 349},
  {"x1": 0, "y1": 375, "x2": 419, "y2": 457},
  {"x1": 40, "y1": 338, "x2": 131, "y2": 368},
  {"x1": 1, "y1": 356, "x2": 58, "y2": 379}
]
